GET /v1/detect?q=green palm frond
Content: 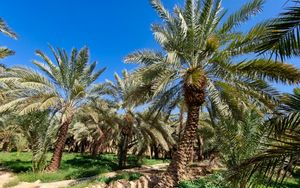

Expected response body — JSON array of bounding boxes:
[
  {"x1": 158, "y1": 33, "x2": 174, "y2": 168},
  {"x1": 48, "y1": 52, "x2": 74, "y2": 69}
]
[
  {"x1": 0, "y1": 45, "x2": 106, "y2": 118},
  {"x1": 231, "y1": 59, "x2": 300, "y2": 84},
  {"x1": 219, "y1": 0, "x2": 264, "y2": 34},
  {"x1": 229, "y1": 88, "x2": 300, "y2": 186},
  {"x1": 256, "y1": 4, "x2": 300, "y2": 59}
]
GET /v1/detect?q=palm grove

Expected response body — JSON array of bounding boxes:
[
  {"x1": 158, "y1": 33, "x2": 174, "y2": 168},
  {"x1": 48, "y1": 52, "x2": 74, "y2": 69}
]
[{"x1": 0, "y1": 0, "x2": 300, "y2": 187}]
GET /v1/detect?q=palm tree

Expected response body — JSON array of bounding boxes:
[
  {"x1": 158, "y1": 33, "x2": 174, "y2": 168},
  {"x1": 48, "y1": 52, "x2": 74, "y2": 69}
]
[
  {"x1": 0, "y1": 115, "x2": 22, "y2": 151},
  {"x1": 0, "y1": 46, "x2": 106, "y2": 171},
  {"x1": 133, "y1": 109, "x2": 176, "y2": 160},
  {"x1": 125, "y1": 0, "x2": 300, "y2": 187},
  {"x1": 71, "y1": 99, "x2": 119, "y2": 156},
  {"x1": 16, "y1": 111, "x2": 57, "y2": 172},
  {"x1": 0, "y1": 17, "x2": 17, "y2": 59},
  {"x1": 107, "y1": 70, "x2": 148, "y2": 168},
  {"x1": 229, "y1": 89, "x2": 300, "y2": 187}
]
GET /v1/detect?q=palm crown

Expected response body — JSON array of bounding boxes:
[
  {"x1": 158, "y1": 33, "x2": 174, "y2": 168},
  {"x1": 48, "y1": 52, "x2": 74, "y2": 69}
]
[
  {"x1": 0, "y1": 46, "x2": 106, "y2": 117},
  {"x1": 125, "y1": 0, "x2": 300, "y2": 122}
]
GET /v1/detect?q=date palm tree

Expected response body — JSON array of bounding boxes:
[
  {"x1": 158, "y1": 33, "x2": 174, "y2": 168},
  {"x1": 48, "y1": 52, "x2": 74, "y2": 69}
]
[
  {"x1": 125, "y1": 0, "x2": 300, "y2": 187},
  {"x1": 0, "y1": 46, "x2": 106, "y2": 171},
  {"x1": 227, "y1": 2, "x2": 300, "y2": 186},
  {"x1": 229, "y1": 88, "x2": 300, "y2": 187},
  {"x1": 0, "y1": 17, "x2": 17, "y2": 59},
  {"x1": 107, "y1": 70, "x2": 145, "y2": 168}
]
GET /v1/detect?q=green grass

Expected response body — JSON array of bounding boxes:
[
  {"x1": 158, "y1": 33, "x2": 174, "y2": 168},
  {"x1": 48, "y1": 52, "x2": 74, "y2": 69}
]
[
  {"x1": 0, "y1": 152, "x2": 167, "y2": 184},
  {"x1": 99, "y1": 172, "x2": 143, "y2": 184}
]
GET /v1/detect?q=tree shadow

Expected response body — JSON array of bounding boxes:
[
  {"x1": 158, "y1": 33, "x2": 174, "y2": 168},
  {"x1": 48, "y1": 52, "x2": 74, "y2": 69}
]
[
  {"x1": 63, "y1": 155, "x2": 119, "y2": 179},
  {"x1": 0, "y1": 160, "x2": 32, "y2": 172}
]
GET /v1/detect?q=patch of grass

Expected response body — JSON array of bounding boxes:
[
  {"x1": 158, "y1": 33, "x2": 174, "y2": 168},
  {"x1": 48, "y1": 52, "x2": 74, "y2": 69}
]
[
  {"x1": 125, "y1": 155, "x2": 169, "y2": 167},
  {"x1": 99, "y1": 172, "x2": 143, "y2": 184},
  {"x1": 142, "y1": 158, "x2": 170, "y2": 166}
]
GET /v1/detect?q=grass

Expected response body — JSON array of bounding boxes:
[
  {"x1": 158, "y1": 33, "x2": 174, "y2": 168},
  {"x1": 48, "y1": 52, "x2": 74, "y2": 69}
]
[
  {"x1": 0, "y1": 152, "x2": 167, "y2": 184},
  {"x1": 99, "y1": 172, "x2": 143, "y2": 184}
]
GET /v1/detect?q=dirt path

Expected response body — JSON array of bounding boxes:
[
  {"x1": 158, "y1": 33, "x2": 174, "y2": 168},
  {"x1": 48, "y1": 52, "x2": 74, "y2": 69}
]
[{"x1": 0, "y1": 168, "x2": 15, "y2": 188}]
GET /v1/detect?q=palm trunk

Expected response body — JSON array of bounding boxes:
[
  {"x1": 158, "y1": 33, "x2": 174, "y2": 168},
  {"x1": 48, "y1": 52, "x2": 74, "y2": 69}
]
[
  {"x1": 2, "y1": 140, "x2": 9, "y2": 152},
  {"x1": 118, "y1": 132, "x2": 130, "y2": 168},
  {"x1": 197, "y1": 135, "x2": 204, "y2": 161},
  {"x1": 92, "y1": 134, "x2": 104, "y2": 157},
  {"x1": 155, "y1": 72, "x2": 206, "y2": 188},
  {"x1": 46, "y1": 121, "x2": 70, "y2": 171},
  {"x1": 118, "y1": 113, "x2": 133, "y2": 169}
]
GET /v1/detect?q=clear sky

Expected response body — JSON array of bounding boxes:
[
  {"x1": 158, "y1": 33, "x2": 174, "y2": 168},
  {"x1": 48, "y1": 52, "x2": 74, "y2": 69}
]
[{"x1": 0, "y1": 0, "x2": 299, "y2": 93}]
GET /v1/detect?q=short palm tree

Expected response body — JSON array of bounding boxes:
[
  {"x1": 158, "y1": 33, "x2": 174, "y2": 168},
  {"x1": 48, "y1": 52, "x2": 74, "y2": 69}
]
[
  {"x1": 229, "y1": 88, "x2": 300, "y2": 187},
  {"x1": 0, "y1": 17, "x2": 17, "y2": 59},
  {"x1": 0, "y1": 46, "x2": 106, "y2": 171},
  {"x1": 71, "y1": 99, "x2": 119, "y2": 156},
  {"x1": 125, "y1": 0, "x2": 300, "y2": 187},
  {"x1": 133, "y1": 109, "x2": 176, "y2": 159}
]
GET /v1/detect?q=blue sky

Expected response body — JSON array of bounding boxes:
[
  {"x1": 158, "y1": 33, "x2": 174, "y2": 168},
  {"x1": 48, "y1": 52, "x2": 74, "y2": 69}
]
[{"x1": 0, "y1": 0, "x2": 299, "y2": 93}]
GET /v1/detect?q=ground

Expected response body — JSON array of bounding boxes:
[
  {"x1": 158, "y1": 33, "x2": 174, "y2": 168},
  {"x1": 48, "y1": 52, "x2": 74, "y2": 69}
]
[
  {"x1": 0, "y1": 152, "x2": 299, "y2": 188},
  {"x1": 0, "y1": 152, "x2": 168, "y2": 188}
]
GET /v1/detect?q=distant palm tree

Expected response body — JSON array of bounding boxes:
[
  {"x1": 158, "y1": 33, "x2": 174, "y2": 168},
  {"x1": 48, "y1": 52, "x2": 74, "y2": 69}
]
[
  {"x1": 0, "y1": 46, "x2": 106, "y2": 171},
  {"x1": 107, "y1": 70, "x2": 140, "y2": 168},
  {"x1": 107, "y1": 70, "x2": 175, "y2": 167},
  {"x1": 71, "y1": 99, "x2": 119, "y2": 156},
  {"x1": 0, "y1": 17, "x2": 17, "y2": 59},
  {"x1": 125, "y1": 0, "x2": 300, "y2": 187}
]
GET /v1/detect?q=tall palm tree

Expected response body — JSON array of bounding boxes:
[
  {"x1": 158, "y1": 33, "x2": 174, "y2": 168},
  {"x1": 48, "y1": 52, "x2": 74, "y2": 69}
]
[
  {"x1": 125, "y1": 0, "x2": 300, "y2": 187},
  {"x1": 0, "y1": 17, "x2": 17, "y2": 59},
  {"x1": 0, "y1": 46, "x2": 106, "y2": 171}
]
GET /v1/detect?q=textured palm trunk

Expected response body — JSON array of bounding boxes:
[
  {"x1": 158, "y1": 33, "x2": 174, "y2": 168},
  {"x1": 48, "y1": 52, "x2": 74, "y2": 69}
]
[
  {"x1": 155, "y1": 72, "x2": 206, "y2": 188},
  {"x1": 92, "y1": 133, "x2": 105, "y2": 157},
  {"x1": 2, "y1": 140, "x2": 9, "y2": 152},
  {"x1": 118, "y1": 113, "x2": 133, "y2": 169},
  {"x1": 46, "y1": 121, "x2": 70, "y2": 171},
  {"x1": 118, "y1": 132, "x2": 130, "y2": 168},
  {"x1": 197, "y1": 135, "x2": 204, "y2": 161}
]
